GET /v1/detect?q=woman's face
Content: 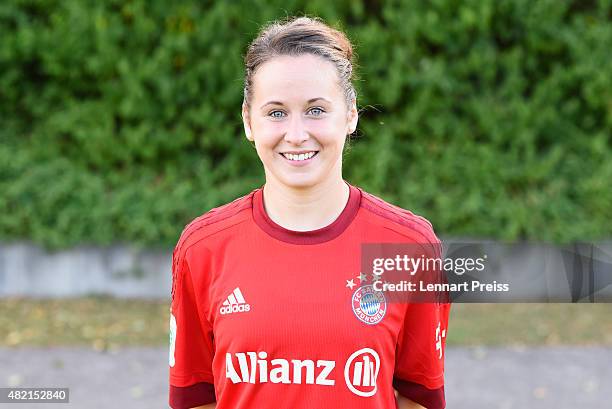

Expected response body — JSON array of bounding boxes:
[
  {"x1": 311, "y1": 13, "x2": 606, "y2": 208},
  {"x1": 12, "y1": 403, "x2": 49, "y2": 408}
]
[{"x1": 242, "y1": 54, "x2": 358, "y2": 190}]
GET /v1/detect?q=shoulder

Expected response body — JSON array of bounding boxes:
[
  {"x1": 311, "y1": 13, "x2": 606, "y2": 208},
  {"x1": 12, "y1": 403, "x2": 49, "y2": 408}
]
[
  {"x1": 357, "y1": 187, "x2": 441, "y2": 254},
  {"x1": 173, "y1": 188, "x2": 258, "y2": 258},
  {"x1": 170, "y1": 188, "x2": 259, "y2": 303}
]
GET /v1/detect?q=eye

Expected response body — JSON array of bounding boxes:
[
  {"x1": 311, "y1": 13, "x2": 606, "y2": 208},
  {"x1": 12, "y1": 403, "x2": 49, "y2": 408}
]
[
  {"x1": 269, "y1": 110, "x2": 285, "y2": 118},
  {"x1": 308, "y1": 107, "x2": 325, "y2": 116}
]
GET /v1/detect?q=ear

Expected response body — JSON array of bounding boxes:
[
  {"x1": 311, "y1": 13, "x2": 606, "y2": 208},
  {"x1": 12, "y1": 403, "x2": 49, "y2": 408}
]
[
  {"x1": 346, "y1": 98, "x2": 358, "y2": 135},
  {"x1": 242, "y1": 103, "x2": 254, "y2": 141}
]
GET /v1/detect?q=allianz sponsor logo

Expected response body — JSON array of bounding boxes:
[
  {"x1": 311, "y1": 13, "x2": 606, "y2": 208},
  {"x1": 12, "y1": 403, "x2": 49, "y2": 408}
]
[{"x1": 225, "y1": 347, "x2": 380, "y2": 397}]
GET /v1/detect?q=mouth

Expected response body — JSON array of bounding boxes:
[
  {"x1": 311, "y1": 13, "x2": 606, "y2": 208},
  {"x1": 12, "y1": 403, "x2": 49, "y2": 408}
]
[{"x1": 279, "y1": 151, "x2": 319, "y2": 162}]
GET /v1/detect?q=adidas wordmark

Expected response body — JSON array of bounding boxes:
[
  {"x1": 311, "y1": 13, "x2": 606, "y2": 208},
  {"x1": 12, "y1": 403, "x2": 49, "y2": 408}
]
[{"x1": 220, "y1": 287, "x2": 251, "y2": 315}]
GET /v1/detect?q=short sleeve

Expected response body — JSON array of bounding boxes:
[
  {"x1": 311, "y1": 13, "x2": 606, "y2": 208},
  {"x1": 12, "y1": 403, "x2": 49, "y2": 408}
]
[
  {"x1": 393, "y1": 242, "x2": 451, "y2": 409},
  {"x1": 169, "y1": 246, "x2": 216, "y2": 408}
]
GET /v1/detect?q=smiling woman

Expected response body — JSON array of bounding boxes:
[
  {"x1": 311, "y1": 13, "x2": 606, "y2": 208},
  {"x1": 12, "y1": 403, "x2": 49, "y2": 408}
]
[
  {"x1": 168, "y1": 16, "x2": 449, "y2": 409},
  {"x1": 242, "y1": 52, "x2": 357, "y2": 230}
]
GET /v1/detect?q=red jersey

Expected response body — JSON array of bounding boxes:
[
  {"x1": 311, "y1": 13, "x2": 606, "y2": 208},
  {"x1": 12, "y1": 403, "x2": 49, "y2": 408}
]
[{"x1": 169, "y1": 182, "x2": 450, "y2": 408}]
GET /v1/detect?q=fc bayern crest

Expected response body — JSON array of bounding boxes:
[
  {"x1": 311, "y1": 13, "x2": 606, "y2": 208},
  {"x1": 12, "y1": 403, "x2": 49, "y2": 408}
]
[{"x1": 352, "y1": 285, "x2": 387, "y2": 325}]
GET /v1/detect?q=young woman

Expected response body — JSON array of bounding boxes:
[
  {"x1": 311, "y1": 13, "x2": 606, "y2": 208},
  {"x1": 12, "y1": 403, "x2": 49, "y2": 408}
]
[{"x1": 169, "y1": 16, "x2": 450, "y2": 409}]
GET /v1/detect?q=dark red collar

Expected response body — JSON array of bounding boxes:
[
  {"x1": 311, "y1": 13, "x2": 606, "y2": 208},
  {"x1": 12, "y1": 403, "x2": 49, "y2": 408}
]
[{"x1": 252, "y1": 182, "x2": 361, "y2": 245}]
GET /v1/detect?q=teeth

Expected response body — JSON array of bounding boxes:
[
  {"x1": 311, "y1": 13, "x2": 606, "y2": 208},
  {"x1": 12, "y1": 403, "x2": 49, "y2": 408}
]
[{"x1": 283, "y1": 152, "x2": 316, "y2": 161}]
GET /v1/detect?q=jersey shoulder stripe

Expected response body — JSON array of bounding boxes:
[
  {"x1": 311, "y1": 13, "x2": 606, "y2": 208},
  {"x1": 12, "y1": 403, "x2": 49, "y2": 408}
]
[
  {"x1": 171, "y1": 189, "x2": 257, "y2": 303},
  {"x1": 358, "y1": 189, "x2": 440, "y2": 255},
  {"x1": 174, "y1": 188, "x2": 257, "y2": 258}
]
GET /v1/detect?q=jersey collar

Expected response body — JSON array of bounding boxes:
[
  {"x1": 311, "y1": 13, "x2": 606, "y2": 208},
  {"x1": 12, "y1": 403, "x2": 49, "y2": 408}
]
[{"x1": 252, "y1": 181, "x2": 361, "y2": 245}]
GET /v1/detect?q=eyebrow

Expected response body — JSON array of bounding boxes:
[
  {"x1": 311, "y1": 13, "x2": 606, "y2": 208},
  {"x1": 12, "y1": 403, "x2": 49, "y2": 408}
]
[{"x1": 260, "y1": 97, "x2": 331, "y2": 109}]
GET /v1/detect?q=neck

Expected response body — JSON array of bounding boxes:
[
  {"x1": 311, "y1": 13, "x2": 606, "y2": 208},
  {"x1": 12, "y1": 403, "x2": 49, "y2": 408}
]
[{"x1": 262, "y1": 176, "x2": 350, "y2": 231}]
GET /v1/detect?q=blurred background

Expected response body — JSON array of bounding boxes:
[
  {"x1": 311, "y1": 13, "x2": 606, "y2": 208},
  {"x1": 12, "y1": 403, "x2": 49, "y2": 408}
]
[{"x1": 1, "y1": 0, "x2": 611, "y2": 408}]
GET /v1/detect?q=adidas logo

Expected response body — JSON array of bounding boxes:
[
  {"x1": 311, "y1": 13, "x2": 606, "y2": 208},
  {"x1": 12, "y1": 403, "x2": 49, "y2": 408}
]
[{"x1": 220, "y1": 287, "x2": 251, "y2": 315}]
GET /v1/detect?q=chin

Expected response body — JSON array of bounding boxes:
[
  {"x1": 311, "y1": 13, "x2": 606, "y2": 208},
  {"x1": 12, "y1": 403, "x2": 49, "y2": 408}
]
[{"x1": 277, "y1": 173, "x2": 322, "y2": 190}]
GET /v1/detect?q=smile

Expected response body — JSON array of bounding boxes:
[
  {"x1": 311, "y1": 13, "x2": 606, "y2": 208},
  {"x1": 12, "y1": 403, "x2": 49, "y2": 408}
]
[{"x1": 280, "y1": 151, "x2": 318, "y2": 161}]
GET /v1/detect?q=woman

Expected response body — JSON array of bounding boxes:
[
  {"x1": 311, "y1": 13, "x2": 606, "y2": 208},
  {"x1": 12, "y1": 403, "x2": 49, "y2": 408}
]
[{"x1": 169, "y1": 16, "x2": 450, "y2": 409}]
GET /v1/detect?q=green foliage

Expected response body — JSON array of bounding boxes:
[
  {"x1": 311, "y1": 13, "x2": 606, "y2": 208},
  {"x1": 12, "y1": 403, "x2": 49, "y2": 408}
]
[{"x1": 1, "y1": 0, "x2": 610, "y2": 248}]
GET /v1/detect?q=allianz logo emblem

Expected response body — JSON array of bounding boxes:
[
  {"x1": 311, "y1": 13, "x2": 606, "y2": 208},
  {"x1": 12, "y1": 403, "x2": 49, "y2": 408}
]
[{"x1": 225, "y1": 347, "x2": 380, "y2": 397}]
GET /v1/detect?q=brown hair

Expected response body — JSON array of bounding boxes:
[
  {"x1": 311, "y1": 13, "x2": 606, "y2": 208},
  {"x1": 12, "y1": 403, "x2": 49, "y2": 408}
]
[{"x1": 243, "y1": 16, "x2": 357, "y2": 113}]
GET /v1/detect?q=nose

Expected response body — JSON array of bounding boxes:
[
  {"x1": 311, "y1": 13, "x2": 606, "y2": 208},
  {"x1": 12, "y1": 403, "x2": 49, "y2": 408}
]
[{"x1": 283, "y1": 115, "x2": 309, "y2": 145}]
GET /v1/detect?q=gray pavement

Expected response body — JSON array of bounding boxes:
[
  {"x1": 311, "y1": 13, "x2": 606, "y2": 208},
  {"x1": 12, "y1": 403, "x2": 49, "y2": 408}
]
[{"x1": 0, "y1": 346, "x2": 610, "y2": 408}]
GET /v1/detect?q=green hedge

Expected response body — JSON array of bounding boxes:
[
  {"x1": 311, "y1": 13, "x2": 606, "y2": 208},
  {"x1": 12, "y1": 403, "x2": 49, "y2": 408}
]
[{"x1": 1, "y1": 0, "x2": 610, "y2": 248}]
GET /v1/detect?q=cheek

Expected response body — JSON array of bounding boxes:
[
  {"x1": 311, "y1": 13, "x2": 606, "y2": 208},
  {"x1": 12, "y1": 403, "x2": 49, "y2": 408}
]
[
  {"x1": 310, "y1": 119, "x2": 346, "y2": 141},
  {"x1": 252, "y1": 122, "x2": 282, "y2": 144},
  {"x1": 307, "y1": 114, "x2": 346, "y2": 136},
  {"x1": 307, "y1": 119, "x2": 328, "y2": 130}
]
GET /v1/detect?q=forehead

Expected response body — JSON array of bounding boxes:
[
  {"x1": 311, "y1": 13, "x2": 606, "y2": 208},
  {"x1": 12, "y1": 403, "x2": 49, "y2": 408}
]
[{"x1": 252, "y1": 54, "x2": 341, "y2": 103}]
